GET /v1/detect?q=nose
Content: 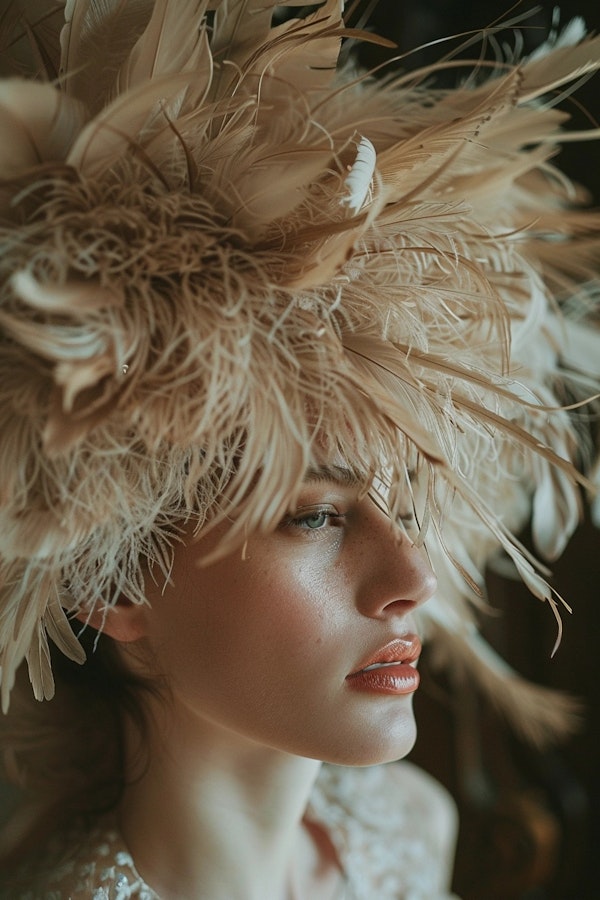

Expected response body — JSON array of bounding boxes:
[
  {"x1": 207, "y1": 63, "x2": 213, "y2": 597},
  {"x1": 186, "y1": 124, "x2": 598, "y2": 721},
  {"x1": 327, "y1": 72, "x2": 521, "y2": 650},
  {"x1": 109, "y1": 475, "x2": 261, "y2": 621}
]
[{"x1": 354, "y1": 515, "x2": 437, "y2": 619}]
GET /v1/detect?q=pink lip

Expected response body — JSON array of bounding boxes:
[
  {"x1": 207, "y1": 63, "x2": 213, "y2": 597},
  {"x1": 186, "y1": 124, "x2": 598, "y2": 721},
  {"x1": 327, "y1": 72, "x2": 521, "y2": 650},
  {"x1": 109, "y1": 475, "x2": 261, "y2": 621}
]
[{"x1": 345, "y1": 635, "x2": 421, "y2": 695}]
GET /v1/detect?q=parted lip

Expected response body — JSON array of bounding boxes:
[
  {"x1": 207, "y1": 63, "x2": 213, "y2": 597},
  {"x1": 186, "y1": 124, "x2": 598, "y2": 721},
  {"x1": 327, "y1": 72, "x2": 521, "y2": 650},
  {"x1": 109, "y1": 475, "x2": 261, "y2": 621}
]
[{"x1": 347, "y1": 634, "x2": 422, "y2": 677}]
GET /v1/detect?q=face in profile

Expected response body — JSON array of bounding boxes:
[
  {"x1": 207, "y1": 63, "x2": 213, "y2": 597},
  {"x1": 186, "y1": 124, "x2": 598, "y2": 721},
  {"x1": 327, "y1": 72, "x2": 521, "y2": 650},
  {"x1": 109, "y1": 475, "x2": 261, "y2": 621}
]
[{"x1": 117, "y1": 464, "x2": 436, "y2": 766}]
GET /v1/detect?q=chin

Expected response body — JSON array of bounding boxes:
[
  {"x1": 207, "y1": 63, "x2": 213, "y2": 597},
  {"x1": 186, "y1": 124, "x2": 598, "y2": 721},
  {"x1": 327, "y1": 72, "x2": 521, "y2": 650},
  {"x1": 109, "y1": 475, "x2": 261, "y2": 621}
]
[{"x1": 318, "y1": 718, "x2": 418, "y2": 767}]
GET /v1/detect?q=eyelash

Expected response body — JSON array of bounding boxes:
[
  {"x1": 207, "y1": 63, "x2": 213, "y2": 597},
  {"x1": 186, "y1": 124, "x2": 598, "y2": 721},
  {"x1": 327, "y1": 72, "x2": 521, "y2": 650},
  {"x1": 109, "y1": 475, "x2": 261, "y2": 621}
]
[{"x1": 285, "y1": 508, "x2": 346, "y2": 530}]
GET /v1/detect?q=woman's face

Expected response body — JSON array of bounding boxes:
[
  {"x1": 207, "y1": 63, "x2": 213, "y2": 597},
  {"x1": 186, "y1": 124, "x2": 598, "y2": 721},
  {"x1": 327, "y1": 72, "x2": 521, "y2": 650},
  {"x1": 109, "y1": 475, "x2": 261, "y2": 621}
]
[{"x1": 138, "y1": 465, "x2": 436, "y2": 765}]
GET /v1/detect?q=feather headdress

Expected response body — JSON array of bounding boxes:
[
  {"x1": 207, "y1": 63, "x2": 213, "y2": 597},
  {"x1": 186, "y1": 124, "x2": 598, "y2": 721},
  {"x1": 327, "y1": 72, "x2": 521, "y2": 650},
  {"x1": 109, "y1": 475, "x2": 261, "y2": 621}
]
[{"x1": 1, "y1": 0, "x2": 599, "y2": 741}]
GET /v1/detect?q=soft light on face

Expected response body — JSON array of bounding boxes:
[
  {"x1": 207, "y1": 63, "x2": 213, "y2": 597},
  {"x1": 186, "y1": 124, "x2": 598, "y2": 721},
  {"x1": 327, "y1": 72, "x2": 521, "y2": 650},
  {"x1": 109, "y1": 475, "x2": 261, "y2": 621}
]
[{"x1": 136, "y1": 466, "x2": 437, "y2": 766}]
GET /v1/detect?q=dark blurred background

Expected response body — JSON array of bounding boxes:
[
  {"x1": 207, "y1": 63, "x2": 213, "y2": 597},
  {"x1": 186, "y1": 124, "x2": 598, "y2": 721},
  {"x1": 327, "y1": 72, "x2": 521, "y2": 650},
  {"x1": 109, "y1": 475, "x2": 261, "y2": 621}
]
[{"x1": 349, "y1": 2, "x2": 600, "y2": 897}]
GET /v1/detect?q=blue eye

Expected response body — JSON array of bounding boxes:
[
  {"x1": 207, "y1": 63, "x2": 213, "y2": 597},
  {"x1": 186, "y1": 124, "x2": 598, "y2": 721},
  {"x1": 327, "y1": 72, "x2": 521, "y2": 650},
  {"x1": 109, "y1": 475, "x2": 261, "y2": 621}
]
[
  {"x1": 285, "y1": 508, "x2": 345, "y2": 530},
  {"x1": 300, "y1": 511, "x2": 330, "y2": 529}
]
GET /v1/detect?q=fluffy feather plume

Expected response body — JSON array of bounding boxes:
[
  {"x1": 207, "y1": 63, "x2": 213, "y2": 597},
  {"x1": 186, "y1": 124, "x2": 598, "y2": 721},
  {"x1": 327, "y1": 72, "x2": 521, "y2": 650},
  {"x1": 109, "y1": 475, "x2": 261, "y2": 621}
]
[{"x1": 0, "y1": 1, "x2": 599, "y2": 740}]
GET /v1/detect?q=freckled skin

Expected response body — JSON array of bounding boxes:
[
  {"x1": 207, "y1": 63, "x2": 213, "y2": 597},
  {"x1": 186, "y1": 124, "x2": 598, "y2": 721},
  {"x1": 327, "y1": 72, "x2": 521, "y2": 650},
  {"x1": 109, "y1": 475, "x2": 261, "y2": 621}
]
[{"x1": 139, "y1": 478, "x2": 437, "y2": 766}]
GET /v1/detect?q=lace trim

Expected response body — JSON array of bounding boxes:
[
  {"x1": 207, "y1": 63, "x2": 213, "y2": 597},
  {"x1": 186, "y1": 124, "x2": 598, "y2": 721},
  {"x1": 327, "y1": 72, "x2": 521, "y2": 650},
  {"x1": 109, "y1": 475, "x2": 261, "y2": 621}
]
[
  {"x1": 11, "y1": 763, "x2": 459, "y2": 899},
  {"x1": 307, "y1": 764, "x2": 459, "y2": 900}
]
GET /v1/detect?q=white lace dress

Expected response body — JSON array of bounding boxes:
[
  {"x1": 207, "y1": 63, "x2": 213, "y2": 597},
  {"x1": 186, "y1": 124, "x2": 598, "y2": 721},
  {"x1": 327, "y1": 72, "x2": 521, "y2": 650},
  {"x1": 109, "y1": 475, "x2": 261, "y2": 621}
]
[{"x1": 7, "y1": 762, "x2": 459, "y2": 899}]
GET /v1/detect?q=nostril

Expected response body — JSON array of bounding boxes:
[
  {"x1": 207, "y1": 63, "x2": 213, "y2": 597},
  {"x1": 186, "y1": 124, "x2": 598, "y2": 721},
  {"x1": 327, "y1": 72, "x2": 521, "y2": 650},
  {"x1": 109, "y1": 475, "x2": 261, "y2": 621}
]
[{"x1": 384, "y1": 599, "x2": 424, "y2": 617}]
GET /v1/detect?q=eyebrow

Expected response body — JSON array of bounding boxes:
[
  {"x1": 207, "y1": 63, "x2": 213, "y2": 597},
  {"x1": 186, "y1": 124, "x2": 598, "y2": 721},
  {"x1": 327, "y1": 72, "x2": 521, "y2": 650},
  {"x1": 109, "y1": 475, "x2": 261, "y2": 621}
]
[
  {"x1": 304, "y1": 465, "x2": 365, "y2": 487},
  {"x1": 304, "y1": 465, "x2": 417, "y2": 491}
]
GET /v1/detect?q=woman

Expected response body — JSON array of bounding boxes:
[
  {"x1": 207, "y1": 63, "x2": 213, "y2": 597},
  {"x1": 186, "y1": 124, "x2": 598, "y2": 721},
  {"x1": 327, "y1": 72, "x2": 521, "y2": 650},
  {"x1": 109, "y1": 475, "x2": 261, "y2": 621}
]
[
  {"x1": 3, "y1": 486, "x2": 460, "y2": 898},
  {"x1": 1, "y1": 1, "x2": 599, "y2": 896}
]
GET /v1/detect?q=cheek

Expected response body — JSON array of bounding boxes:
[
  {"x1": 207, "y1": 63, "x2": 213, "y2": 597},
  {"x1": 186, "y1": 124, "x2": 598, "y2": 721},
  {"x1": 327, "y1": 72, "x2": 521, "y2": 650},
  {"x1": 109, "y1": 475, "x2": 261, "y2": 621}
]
[
  {"x1": 171, "y1": 568, "x2": 341, "y2": 693},
  {"x1": 223, "y1": 566, "x2": 328, "y2": 669},
  {"x1": 141, "y1": 540, "x2": 353, "y2": 711},
  {"x1": 245, "y1": 558, "x2": 346, "y2": 647}
]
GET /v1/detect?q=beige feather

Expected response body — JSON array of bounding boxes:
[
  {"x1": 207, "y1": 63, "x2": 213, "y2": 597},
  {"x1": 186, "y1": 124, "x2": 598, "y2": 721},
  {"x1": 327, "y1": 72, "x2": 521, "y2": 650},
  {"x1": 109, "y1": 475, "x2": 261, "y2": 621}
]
[
  {"x1": 11, "y1": 269, "x2": 122, "y2": 314},
  {"x1": 0, "y1": 79, "x2": 86, "y2": 174},
  {"x1": 210, "y1": 0, "x2": 343, "y2": 99},
  {"x1": 60, "y1": 0, "x2": 153, "y2": 112},
  {"x1": 116, "y1": 0, "x2": 210, "y2": 92},
  {"x1": 66, "y1": 70, "x2": 205, "y2": 173},
  {"x1": 519, "y1": 32, "x2": 600, "y2": 101}
]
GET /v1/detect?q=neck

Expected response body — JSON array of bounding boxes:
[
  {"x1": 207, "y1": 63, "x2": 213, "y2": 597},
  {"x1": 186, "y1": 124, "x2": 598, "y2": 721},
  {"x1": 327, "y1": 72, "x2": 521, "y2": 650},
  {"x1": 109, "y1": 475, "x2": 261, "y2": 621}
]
[{"x1": 118, "y1": 698, "x2": 336, "y2": 899}]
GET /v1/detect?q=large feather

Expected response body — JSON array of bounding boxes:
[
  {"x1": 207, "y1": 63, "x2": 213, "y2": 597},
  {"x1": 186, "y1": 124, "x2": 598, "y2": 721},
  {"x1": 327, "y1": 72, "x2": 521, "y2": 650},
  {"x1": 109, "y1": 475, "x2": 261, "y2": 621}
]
[
  {"x1": 0, "y1": 79, "x2": 85, "y2": 173},
  {"x1": 60, "y1": 0, "x2": 152, "y2": 112},
  {"x1": 66, "y1": 70, "x2": 205, "y2": 173},
  {"x1": 116, "y1": 0, "x2": 211, "y2": 92},
  {"x1": 210, "y1": 0, "x2": 343, "y2": 98}
]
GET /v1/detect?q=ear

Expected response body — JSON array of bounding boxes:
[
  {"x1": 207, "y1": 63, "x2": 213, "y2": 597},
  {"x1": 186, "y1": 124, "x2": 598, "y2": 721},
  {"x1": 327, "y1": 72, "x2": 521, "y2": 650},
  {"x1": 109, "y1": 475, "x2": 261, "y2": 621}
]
[{"x1": 74, "y1": 596, "x2": 148, "y2": 643}]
